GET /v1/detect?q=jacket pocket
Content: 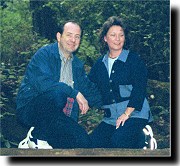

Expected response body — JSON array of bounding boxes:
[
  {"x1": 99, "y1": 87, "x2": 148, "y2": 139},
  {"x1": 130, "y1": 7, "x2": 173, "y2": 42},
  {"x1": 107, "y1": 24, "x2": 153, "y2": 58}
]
[{"x1": 119, "y1": 84, "x2": 133, "y2": 97}]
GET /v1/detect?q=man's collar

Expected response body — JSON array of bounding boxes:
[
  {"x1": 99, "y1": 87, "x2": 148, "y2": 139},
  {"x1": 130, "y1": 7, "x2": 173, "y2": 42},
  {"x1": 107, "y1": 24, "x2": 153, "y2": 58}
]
[{"x1": 58, "y1": 46, "x2": 73, "y2": 61}]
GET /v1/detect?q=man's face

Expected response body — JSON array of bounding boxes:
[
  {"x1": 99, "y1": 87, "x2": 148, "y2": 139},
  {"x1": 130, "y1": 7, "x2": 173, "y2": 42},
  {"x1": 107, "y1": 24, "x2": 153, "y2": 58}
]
[{"x1": 57, "y1": 22, "x2": 81, "y2": 55}]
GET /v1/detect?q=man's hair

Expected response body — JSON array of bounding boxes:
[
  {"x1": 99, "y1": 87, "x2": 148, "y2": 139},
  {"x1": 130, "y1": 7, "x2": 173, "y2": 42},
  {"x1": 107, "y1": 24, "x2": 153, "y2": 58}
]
[{"x1": 59, "y1": 20, "x2": 82, "y2": 35}]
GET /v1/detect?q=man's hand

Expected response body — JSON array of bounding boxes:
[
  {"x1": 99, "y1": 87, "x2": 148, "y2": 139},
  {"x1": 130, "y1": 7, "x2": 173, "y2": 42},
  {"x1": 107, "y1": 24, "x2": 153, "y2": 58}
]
[{"x1": 76, "y1": 92, "x2": 89, "y2": 114}]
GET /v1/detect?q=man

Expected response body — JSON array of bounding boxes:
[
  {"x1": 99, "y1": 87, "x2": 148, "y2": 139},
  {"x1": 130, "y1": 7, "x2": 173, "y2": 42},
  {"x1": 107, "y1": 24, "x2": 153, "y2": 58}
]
[{"x1": 16, "y1": 21, "x2": 102, "y2": 149}]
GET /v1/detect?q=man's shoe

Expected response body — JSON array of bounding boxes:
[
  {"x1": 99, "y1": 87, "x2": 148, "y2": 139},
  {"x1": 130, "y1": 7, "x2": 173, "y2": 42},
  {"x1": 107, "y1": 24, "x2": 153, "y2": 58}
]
[
  {"x1": 28, "y1": 137, "x2": 53, "y2": 149},
  {"x1": 18, "y1": 127, "x2": 34, "y2": 148},
  {"x1": 143, "y1": 125, "x2": 157, "y2": 150},
  {"x1": 18, "y1": 127, "x2": 53, "y2": 149}
]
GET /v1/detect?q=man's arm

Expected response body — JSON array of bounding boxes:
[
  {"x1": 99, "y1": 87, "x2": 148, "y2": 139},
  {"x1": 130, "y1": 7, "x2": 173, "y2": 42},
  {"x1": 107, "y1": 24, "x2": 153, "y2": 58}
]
[{"x1": 26, "y1": 48, "x2": 78, "y2": 99}]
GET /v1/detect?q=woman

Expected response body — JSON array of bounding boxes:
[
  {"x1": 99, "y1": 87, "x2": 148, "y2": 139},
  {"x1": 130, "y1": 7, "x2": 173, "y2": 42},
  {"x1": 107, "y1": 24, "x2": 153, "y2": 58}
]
[{"x1": 88, "y1": 16, "x2": 156, "y2": 149}]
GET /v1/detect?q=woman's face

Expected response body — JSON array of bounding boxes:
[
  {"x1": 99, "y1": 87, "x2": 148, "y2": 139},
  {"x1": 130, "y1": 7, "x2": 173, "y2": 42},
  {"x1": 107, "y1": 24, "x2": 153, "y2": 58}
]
[{"x1": 104, "y1": 25, "x2": 125, "y2": 52}]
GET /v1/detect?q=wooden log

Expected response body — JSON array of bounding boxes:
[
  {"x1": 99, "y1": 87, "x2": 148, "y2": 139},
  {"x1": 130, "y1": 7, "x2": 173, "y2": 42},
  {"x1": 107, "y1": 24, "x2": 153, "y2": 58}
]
[{"x1": 0, "y1": 148, "x2": 170, "y2": 157}]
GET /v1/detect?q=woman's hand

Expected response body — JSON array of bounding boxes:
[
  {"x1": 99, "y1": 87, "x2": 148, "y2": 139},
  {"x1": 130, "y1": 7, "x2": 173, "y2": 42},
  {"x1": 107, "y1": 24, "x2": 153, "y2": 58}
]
[
  {"x1": 116, "y1": 113, "x2": 129, "y2": 129},
  {"x1": 116, "y1": 107, "x2": 135, "y2": 129}
]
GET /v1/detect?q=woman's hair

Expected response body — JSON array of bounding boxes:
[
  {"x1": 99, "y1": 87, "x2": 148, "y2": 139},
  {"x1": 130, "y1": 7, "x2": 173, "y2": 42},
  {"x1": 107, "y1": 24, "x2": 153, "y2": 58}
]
[{"x1": 99, "y1": 16, "x2": 126, "y2": 55}]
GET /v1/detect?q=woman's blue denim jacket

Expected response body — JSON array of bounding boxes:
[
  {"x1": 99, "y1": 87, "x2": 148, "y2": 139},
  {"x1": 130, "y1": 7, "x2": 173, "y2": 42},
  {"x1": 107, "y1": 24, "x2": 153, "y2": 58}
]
[
  {"x1": 16, "y1": 42, "x2": 102, "y2": 121},
  {"x1": 88, "y1": 50, "x2": 153, "y2": 126}
]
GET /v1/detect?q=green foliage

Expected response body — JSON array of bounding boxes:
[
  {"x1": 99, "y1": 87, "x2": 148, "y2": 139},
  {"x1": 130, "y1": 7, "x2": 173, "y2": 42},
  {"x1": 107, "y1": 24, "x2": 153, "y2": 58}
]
[
  {"x1": 147, "y1": 80, "x2": 170, "y2": 148},
  {"x1": 147, "y1": 80, "x2": 170, "y2": 109},
  {"x1": 1, "y1": 0, "x2": 32, "y2": 64},
  {"x1": 78, "y1": 35, "x2": 100, "y2": 64},
  {"x1": 0, "y1": 0, "x2": 50, "y2": 65},
  {"x1": 78, "y1": 109, "x2": 104, "y2": 134}
]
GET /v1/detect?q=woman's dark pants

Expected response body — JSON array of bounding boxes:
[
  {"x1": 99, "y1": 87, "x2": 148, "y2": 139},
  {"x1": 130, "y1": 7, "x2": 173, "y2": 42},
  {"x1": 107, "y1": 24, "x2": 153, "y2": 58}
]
[{"x1": 90, "y1": 118, "x2": 148, "y2": 149}]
